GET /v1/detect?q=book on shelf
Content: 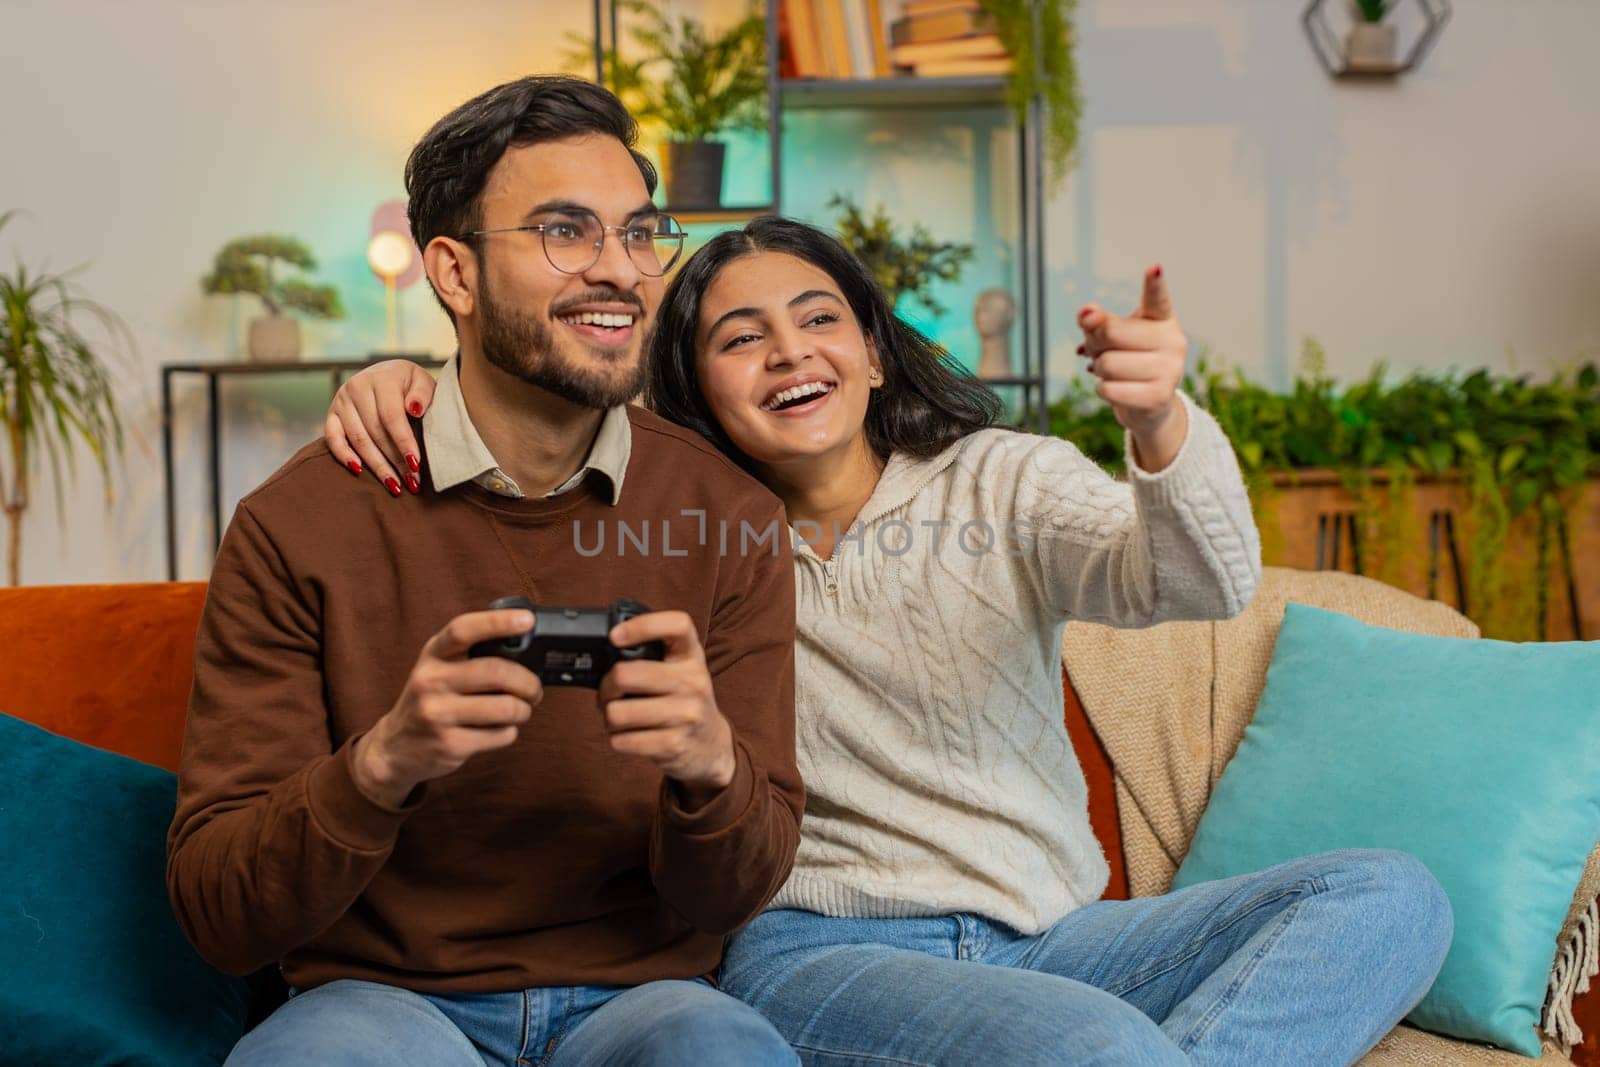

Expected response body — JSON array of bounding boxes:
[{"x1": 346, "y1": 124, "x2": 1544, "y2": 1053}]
[
  {"x1": 890, "y1": 6, "x2": 994, "y2": 46},
  {"x1": 864, "y1": 0, "x2": 893, "y2": 77},
  {"x1": 889, "y1": 31, "x2": 1007, "y2": 67},
  {"x1": 841, "y1": 0, "x2": 875, "y2": 78},
  {"x1": 784, "y1": 0, "x2": 826, "y2": 78},
  {"x1": 814, "y1": 0, "x2": 853, "y2": 78},
  {"x1": 782, "y1": 0, "x2": 893, "y2": 80},
  {"x1": 901, "y1": 0, "x2": 982, "y2": 16},
  {"x1": 912, "y1": 55, "x2": 1013, "y2": 77},
  {"x1": 776, "y1": 0, "x2": 799, "y2": 77}
]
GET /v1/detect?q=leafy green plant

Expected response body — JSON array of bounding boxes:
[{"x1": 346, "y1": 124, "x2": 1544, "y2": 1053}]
[
  {"x1": 1046, "y1": 339, "x2": 1600, "y2": 639},
  {"x1": 0, "y1": 211, "x2": 128, "y2": 585},
  {"x1": 568, "y1": 0, "x2": 768, "y2": 143},
  {"x1": 201, "y1": 236, "x2": 343, "y2": 319},
  {"x1": 979, "y1": 0, "x2": 1082, "y2": 185},
  {"x1": 1355, "y1": 0, "x2": 1390, "y2": 22},
  {"x1": 828, "y1": 193, "x2": 975, "y2": 316}
]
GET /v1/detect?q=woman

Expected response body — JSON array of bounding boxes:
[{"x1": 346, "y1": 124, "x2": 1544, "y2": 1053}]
[{"x1": 324, "y1": 216, "x2": 1452, "y2": 1065}]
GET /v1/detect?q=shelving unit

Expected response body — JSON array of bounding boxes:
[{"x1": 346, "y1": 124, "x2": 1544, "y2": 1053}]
[
  {"x1": 593, "y1": 0, "x2": 1049, "y2": 433},
  {"x1": 674, "y1": 208, "x2": 778, "y2": 225},
  {"x1": 777, "y1": 74, "x2": 1007, "y2": 111}
]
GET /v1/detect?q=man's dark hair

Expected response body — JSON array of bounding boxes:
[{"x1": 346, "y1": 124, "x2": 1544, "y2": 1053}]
[
  {"x1": 649, "y1": 216, "x2": 1003, "y2": 469},
  {"x1": 405, "y1": 76, "x2": 658, "y2": 315}
]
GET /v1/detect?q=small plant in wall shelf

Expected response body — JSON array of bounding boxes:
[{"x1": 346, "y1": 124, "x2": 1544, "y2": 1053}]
[{"x1": 1347, "y1": 0, "x2": 1398, "y2": 71}]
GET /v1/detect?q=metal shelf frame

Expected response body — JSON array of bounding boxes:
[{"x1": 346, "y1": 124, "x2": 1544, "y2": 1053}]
[{"x1": 594, "y1": 0, "x2": 1051, "y2": 433}]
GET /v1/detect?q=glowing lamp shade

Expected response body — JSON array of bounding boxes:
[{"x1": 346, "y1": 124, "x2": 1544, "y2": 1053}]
[{"x1": 367, "y1": 231, "x2": 414, "y2": 280}]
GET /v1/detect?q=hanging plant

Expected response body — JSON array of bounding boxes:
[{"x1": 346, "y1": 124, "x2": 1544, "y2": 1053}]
[
  {"x1": 978, "y1": 0, "x2": 1082, "y2": 186},
  {"x1": 1371, "y1": 460, "x2": 1419, "y2": 592}
]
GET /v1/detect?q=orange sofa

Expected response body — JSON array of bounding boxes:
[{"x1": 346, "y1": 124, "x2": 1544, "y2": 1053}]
[
  {"x1": 0, "y1": 581, "x2": 1593, "y2": 1064},
  {"x1": 0, "y1": 582, "x2": 206, "y2": 775}
]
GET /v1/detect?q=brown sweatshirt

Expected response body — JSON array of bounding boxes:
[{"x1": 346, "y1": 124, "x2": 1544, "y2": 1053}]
[{"x1": 166, "y1": 406, "x2": 802, "y2": 992}]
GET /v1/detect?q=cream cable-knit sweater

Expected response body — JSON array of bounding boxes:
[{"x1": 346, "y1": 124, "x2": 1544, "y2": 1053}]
[{"x1": 768, "y1": 392, "x2": 1263, "y2": 934}]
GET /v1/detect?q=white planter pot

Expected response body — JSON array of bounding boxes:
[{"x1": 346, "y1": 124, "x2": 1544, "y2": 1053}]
[
  {"x1": 1344, "y1": 21, "x2": 1397, "y2": 72},
  {"x1": 247, "y1": 314, "x2": 302, "y2": 362}
]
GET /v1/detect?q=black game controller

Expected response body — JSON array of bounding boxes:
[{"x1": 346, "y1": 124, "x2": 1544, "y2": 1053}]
[{"x1": 468, "y1": 596, "x2": 665, "y2": 687}]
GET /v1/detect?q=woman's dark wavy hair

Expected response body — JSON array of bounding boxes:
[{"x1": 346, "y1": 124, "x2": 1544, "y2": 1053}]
[{"x1": 648, "y1": 215, "x2": 1003, "y2": 467}]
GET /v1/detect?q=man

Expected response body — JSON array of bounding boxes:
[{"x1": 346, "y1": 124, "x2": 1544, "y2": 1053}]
[{"x1": 167, "y1": 76, "x2": 803, "y2": 1066}]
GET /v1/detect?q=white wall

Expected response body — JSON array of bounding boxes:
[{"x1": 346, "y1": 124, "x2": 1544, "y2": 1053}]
[
  {"x1": 1, "y1": 0, "x2": 1596, "y2": 584},
  {"x1": 1056, "y1": 0, "x2": 1600, "y2": 392},
  {"x1": 1, "y1": 0, "x2": 593, "y2": 583}
]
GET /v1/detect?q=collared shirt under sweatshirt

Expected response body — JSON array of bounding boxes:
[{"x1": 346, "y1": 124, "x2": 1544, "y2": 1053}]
[
  {"x1": 167, "y1": 385, "x2": 802, "y2": 992},
  {"x1": 423, "y1": 355, "x2": 631, "y2": 502}
]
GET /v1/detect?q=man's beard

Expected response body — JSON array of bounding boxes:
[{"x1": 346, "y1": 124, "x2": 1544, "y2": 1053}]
[{"x1": 477, "y1": 271, "x2": 651, "y2": 409}]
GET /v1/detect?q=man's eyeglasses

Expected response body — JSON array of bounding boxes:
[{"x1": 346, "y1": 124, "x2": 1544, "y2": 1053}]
[{"x1": 460, "y1": 209, "x2": 687, "y2": 278}]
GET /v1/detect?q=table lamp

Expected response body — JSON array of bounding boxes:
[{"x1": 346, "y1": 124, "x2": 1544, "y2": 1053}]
[{"x1": 367, "y1": 201, "x2": 423, "y2": 353}]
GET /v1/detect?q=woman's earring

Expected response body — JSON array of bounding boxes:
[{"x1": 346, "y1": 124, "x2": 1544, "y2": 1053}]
[{"x1": 868, "y1": 369, "x2": 882, "y2": 383}]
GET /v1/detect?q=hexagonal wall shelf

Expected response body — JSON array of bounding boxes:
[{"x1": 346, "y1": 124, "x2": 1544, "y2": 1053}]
[{"x1": 1302, "y1": 0, "x2": 1451, "y2": 78}]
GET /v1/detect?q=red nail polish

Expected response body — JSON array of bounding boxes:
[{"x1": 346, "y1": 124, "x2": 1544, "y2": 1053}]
[
  {"x1": 406, "y1": 474, "x2": 421, "y2": 494},
  {"x1": 1077, "y1": 344, "x2": 1087, "y2": 356},
  {"x1": 346, "y1": 459, "x2": 362, "y2": 475},
  {"x1": 384, "y1": 477, "x2": 402, "y2": 497},
  {"x1": 408, "y1": 401, "x2": 423, "y2": 417},
  {"x1": 1152, "y1": 265, "x2": 1163, "y2": 279},
  {"x1": 406, "y1": 453, "x2": 420, "y2": 473}
]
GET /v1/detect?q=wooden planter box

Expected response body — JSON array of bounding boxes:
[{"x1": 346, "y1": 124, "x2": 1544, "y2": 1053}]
[{"x1": 1257, "y1": 471, "x2": 1600, "y2": 642}]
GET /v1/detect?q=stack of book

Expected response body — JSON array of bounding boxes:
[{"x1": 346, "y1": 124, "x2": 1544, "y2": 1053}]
[
  {"x1": 782, "y1": 0, "x2": 893, "y2": 79},
  {"x1": 887, "y1": 0, "x2": 1008, "y2": 77},
  {"x1": 780, "y1": 0, "x2": 1010, "y2": 81}
]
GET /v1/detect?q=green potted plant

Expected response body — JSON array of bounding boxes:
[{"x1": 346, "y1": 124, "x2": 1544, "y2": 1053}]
[
  {"x1": 201, "y1": 236, "x2": 343, "y2": 362},
  {"x1": 1346, "y1": 0, "x2": 1396, "y2": 71},
  {"x1": 0, "y1": 211, "x2": 127, "y2": 586},
  {"x1": 827, "y1": 193, "x2": 975, "y2": 318},
  {"x1": 1046, "y1": 344, "x2": 1600, "y2": 642},
  {"x1": 978, "y1": 0, "x2": 1082, "y2": 185},
  {"x1": 572, "y1": 0, "x2": 768, "y2": 210}
]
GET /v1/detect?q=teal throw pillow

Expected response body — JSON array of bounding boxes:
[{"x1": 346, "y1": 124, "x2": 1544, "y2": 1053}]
[
  {"x1": 0, "y1": 710, "x2": 253, "y2": 1065},
  {"x1": 1173, "y1": 604, "x2": 1600, "y2": 1057}
]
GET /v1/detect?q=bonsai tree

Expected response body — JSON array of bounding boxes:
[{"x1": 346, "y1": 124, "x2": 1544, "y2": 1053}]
[
  {"x1": 200, "y1": 236, "x2": 343, "y2": 319},
  {"x1": 0, "y1": 211, "x2": 127, "y2": 585},
  {"x1": 828, "y1": 194, "x2": 975, "y2": 317},
  {"x1": 1355, "y1": 0, "x2": 1390, "y2": 19},
  {"x1": 979, "y1": 0, "x2": 1082, "y2": 185},
  {"x1": 569, "y1": 0, "x2": 768, "y2": 144}
]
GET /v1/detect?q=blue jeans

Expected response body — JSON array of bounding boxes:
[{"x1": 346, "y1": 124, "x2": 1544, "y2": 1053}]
[
  {"x1": 226, "y1": 975, "x2": 798, "y2": 1067},
  {"x1": 720, "y1": 849, "x2": 1452, "y2": 1066}
]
